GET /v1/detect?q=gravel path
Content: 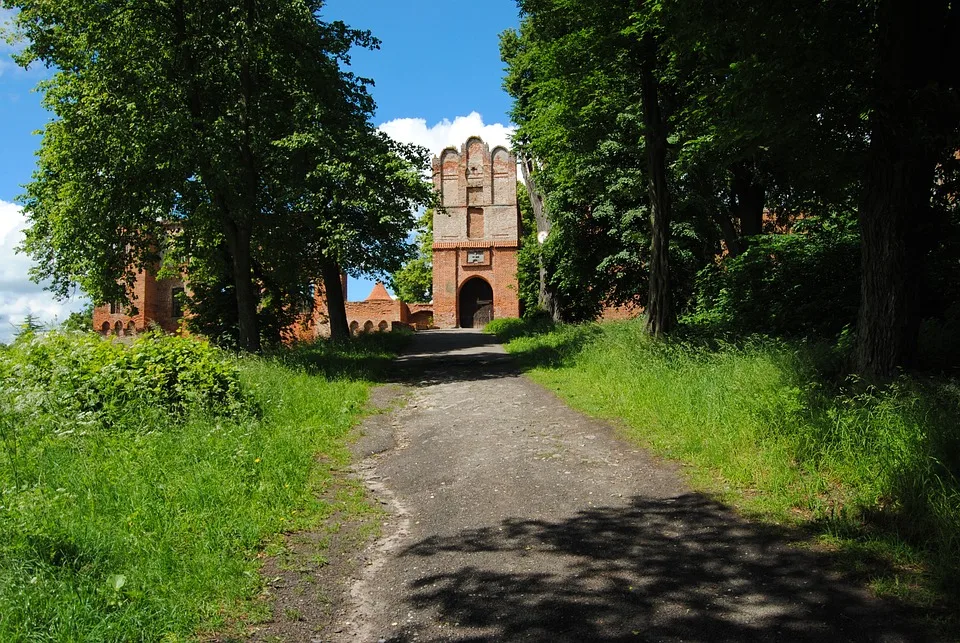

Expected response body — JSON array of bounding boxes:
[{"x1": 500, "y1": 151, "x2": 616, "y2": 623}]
[{"x1": 336, "y1": 329, "x2": 921, "y2": 642}]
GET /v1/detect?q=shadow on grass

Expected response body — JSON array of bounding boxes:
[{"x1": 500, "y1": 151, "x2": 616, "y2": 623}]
[
  {"x1": 390, "y1": 493, "x2": 928, "y2": 642},
  {"x1": 266, "y1": 331, "x2": 414, "y2": 382},
  {"x1": 485, "y1": 316, "x2": 603, "y2": 371}
]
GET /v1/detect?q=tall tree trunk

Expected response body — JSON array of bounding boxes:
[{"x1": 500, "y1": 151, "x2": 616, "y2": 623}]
[
  {"x1": 174, "y1": 1, "x2": 261, "y2": 352},
  {"x1": 640, "y1": 34, "x2": 675, "y2": 337},
  {"x1": 321, "y1": 258, "x2": 349, "y2": 341},
  {"x1": 731, "y1": 162, "x2": 766, "y2": 241},
  {"x1": 520, "y1": 155, "x2": 559, "y2": 321},
  {"x1": 855, "y1": 0, "x2": 940, "y2": 378},
  {"x1": 712, "y1": 211, "x2": 742, "y2": 258},
  {"x1": 223, "y1": 218, "x2": 261, "y2": 352}
]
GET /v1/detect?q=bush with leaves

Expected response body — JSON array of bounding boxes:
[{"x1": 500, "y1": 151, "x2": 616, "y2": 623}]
[
  {"x1": 687, "y1": 230, "x2": 860, "y2": 339},
  {"x1": 0, "y1": 332, "x2": 246, "y2": 437}
]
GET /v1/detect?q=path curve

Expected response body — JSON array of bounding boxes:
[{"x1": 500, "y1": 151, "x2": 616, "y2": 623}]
[{"x1": 338, "y1": 329, "x2": 918, "y2": 642}]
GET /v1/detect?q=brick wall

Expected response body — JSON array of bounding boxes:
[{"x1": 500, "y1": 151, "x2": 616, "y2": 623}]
[{"x1": 93, "y1": 268, "x2": 185, "y2": 336}]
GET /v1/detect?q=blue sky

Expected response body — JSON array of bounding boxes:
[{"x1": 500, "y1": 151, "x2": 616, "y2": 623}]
[{"x1": 0, "y1": 2, "x2": 520, "y2": 340}]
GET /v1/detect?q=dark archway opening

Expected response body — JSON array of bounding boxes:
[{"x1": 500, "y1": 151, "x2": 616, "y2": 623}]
[{"x1": 458, "y1": 277, "x2": 494, "y2": 328}]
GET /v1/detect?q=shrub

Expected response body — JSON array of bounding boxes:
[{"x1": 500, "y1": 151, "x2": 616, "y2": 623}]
[
  {"x1": 0, "y1": 331, "x2": 245, "y2": 436},
  {"x1": 0, "y1": 333, "x2": 393, "y2": 640},
  {"x1": 687, "y1": 232, "x2": 860, "y2": 339}
]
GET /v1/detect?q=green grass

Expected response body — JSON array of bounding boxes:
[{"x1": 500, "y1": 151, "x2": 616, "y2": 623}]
[
  {"x1": 487, "y1": 317, "x2": 960, "y2": 610},
  {"x1": 0, "y1": 330, "x2": 407, "y2": 641}
]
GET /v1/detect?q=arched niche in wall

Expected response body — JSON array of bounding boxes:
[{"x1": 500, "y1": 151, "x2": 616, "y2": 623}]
[
  {"x1": 439, "y1": 148, "x2": 460, "y2": 207},
  {"x1": 492, "y1": 146, "x2": 514, "y2": 205},
  {"x1": 466, "y1": 137, "x2": 487, "y2": 181}
]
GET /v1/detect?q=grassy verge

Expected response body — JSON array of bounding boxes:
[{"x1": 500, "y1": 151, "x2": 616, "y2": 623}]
[
  {"x1": 488, "y1": 317, "x2": 960, "y2": 612},
  {"x1": 0, "y1": 330, "x2": 407, "y2": 641}
]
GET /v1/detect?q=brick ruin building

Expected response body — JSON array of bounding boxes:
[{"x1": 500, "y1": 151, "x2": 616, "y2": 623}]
[
  {"x1": 292, "y1": 279, "x2": 435, "y2": 340},
  {"x1": 92, "y1": 269, "x2": 186, "y2": 337},
  {"x1": 93, "y1": 136, "x2": 521, "y2": 338},
  {"x1": 94, "y1": 272, "x2": 434, "y2": 339}
]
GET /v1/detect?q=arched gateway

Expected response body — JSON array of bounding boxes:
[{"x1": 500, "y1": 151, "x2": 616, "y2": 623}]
[
  {"x1": 431, "y1": 137, "x2": 521, "y2": 328},
  {"x1": 458, "y1": 277, "x2": 494, "y2": 328}
]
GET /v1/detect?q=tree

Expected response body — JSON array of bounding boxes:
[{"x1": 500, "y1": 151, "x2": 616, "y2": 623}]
[
  {"x1": 390, "y1": 209, "x2": 434, "y2": 303},
  {"x1": 272, "y1": 128, "x2": 435, "y2": 340},
  {"x1": 854, "y1": 0, "x2": 960, "y2": 377},
  {"x1": 7, "y1": 0, "x2": 377, "y2": 352},
  {"x1": 12, "y1": 314, "x2": 43, "y2": 342},
  {"x1": 502, "y1": 0, "x2": 678, "y2": 330},
  {"x1": 515, "y1": 182, "x2": 545, "y2": 317},
  {"x1": 631, "y1": 13, "x2": 676, "y2": 336},
  {"x1": 661, "y1": 0, "x2": 959, "y2": 376},
  {"x1": 60, "y1": 304, "x2": 94, "y2": 333}
]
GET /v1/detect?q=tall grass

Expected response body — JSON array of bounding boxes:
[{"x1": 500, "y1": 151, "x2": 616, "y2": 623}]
[
  {"x1": 488, "y1": 317, "x2": 960, "y2": 606},
  {"x1": 0, "y1": 331, "x2": 404, "y2": 640}
]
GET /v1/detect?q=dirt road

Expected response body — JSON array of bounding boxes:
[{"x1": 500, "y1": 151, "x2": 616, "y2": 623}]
[{"x1": 335, "y1": 329, "x2": 918, "y2": 642}]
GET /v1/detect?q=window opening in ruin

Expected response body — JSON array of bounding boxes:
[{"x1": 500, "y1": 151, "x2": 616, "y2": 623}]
[
  {"x1": 467, "y1": 207, "x2": 484, "y2": 239},
  {"x1": 109, "y1": 300, "x2": 123, "y2": 314},
  {"x1": 171, "y1": 287, "x2": 185, "y2": 318},
  {"x1": 300, "y1": 283, "x2": 315, "y2": 314}
]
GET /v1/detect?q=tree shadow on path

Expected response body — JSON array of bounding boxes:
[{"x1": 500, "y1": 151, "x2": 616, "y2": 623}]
[
  {"x1": 387, "y1": 328, "x2": 600, "y2": 386},
  {"x1": 392, "y1": 494, "x2": 928, "y2": 642}
]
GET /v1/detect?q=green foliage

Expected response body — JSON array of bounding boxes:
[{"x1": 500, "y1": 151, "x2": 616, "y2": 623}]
[
  {"x1": 503, "y1": 0, "x2": 960, "y2": 375},
  {"x1": 502, "y1": 1, "x2": 655, "y2": 320},
  {"x1": 12, "y1": 314, "x2": 43, "y2": 342},
  {"x1": 1, "y1": 332, "x2": 245, "y2": 436},
  {"x1": 6, "y1": 0, "x2": 433, "y2": 351},
  {"x1": 389, "y1": 209, "x2": 434, "y2": 303},
  {"x1": 492, "y1": 319, "x2": 960, "y2": 606},
  {"x1": 485, "y1": 313, "x2": 555, "y2": 343},
  {"x1": 687, "y1": 230, "x2": 860, "y2": 339},
  {"x1": 58, "y1": 304, "x2": 93, "y2": 334},
  {"x1": 0, "y1": 332, "x2": 401, "y2": 639}
]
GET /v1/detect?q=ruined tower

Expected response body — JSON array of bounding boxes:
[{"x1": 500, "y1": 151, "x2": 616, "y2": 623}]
[{"x1": 431, "y1": 137, "x2": 521, "y2": 328}]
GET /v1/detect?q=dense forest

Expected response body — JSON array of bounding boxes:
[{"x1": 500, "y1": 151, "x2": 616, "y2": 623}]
[{"x1": 500, "y1": 0, "x2": 960, "y2": 379}]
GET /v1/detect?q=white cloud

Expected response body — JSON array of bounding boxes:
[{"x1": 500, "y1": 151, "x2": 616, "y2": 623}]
[
  {"x1": 378, "y1": 111, "x2": 515, "y2": 157},
  {"x1": 0, "y1": 200, "x2": 88, "y2": 343}
]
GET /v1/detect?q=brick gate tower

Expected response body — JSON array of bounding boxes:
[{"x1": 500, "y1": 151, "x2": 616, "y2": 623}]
[{"x1": 431, "y1": 137, "x2": 521, "y2": 328}]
